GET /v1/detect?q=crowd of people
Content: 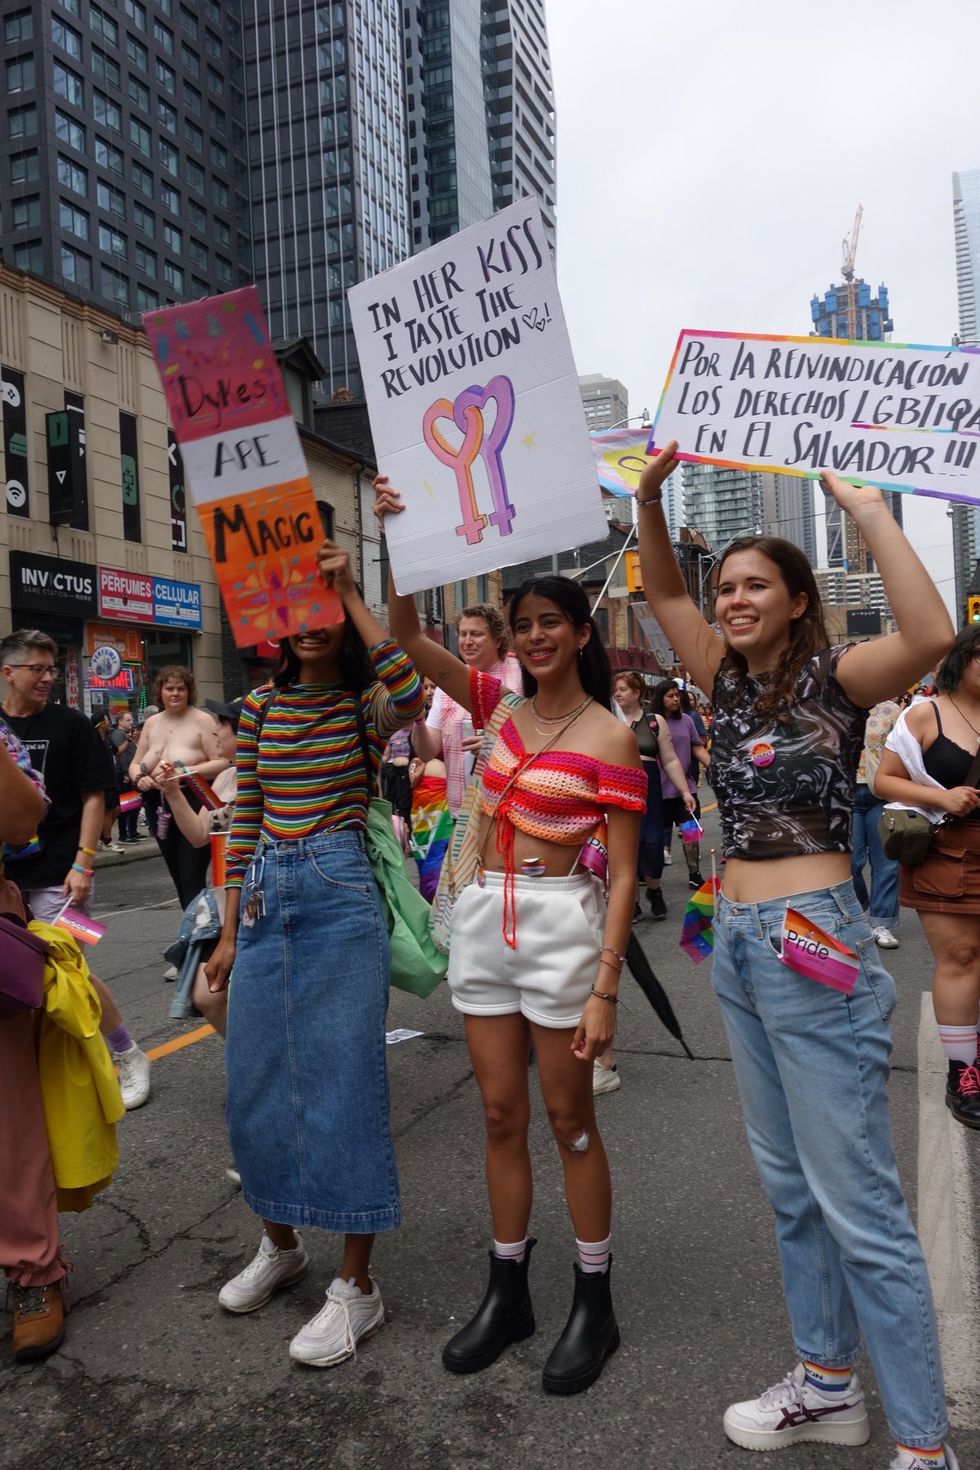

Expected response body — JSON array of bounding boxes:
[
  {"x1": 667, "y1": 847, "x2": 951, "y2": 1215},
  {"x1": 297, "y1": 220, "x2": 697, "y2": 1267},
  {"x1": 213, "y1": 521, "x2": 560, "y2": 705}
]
[{"x1": 1, "y1": 456, "x2": 976, "y2": 1470}]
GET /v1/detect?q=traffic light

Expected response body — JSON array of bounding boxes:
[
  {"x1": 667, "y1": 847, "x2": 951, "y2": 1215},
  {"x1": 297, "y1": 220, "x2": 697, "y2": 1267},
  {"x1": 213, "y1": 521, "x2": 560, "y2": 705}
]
[{"x1": 969, "y1": 596, "x2": 980, "y2": 624}]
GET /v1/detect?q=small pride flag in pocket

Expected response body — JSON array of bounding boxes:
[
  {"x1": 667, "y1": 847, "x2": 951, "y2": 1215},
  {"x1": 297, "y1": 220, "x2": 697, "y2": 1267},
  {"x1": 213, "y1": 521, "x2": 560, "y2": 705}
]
[{"x1": 780, "y1": 907, "x2": 859, "y2": 994}]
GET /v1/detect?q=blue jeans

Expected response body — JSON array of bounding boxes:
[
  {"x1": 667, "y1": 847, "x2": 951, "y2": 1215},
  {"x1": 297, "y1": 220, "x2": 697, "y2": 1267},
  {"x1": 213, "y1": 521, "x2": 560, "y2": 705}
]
[
  {"x1": 712, "y1": 881, "x2": 947, "y2": 1448},
  {"x1": 851, "y1": 783, "x2": 899, "y2": 930},
  {"x1": 225, "y1": 830, "x2": 399, "y2": 1233}
]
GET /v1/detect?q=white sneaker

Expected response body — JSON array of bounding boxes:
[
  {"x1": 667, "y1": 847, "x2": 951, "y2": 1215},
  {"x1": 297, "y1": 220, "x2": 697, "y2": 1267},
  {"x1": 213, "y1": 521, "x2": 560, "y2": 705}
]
[
  {"x1": 890, "y1": 1448, "x2": 959, "y2": 1470},
  {"x1": 593, "y1": 1061, "x2": 622, "y2": 1095},
  {"x1": 163, "y1": 964, "x2": 179, "y2": 981},
  {"x1": 219, "y1": 1233, "x2": 309, "y2": 1313},
  {"x1": 662, "y1": 848, "x2": 673, "y2": 865},
  {"x1": 102, "y1": 841, "x2": 126, "y2": 853},
  {"x1": 289, "y1": 1276, "x2": 385, "y2": 1367},
  {"x1": 114, "y1": 1042, "x2": 151, "y2": 1110},
  {"x1": 723, "y1": 1363, "x2": 870, "y2": 1451},
  {"x1": 873, "y1": 926, "x2": 900, "y2": 949}
]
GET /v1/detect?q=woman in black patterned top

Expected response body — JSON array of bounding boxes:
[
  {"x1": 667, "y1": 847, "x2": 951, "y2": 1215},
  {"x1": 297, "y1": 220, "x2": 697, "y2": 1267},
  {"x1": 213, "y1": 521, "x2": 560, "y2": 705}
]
[{"x1": 636, "y1": 441, "x2": 959, "y2": 1470}]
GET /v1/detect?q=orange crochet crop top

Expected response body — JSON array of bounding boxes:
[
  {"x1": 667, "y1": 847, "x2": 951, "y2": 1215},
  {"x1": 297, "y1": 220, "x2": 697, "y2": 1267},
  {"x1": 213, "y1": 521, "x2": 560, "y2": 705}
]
[{"x1": 471, "y1": 669, "x2": 647, "y2": 844}]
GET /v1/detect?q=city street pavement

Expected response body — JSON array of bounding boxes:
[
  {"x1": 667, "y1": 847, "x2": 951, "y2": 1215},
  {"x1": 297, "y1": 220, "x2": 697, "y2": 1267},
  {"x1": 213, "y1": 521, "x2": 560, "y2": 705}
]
[{"x1": 4, "y1": 804, "x2": 979, "y2": 1470}]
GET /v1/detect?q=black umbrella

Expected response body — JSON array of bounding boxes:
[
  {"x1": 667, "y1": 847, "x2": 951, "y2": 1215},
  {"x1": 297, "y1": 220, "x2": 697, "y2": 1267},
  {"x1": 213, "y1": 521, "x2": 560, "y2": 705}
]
[{"x1": 625, "y1": 932, "x2": 694, "y2": 1059}]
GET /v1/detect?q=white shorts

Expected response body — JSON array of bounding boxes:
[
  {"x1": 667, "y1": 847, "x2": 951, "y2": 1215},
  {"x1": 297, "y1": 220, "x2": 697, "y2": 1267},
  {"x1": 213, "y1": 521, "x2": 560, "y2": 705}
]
[
  {"x1": 447, "y1": 871, "x2": 604, "y2": 1029},
  {"x1": 22, "y1": 884, "x2": 93, "y2": 922}
]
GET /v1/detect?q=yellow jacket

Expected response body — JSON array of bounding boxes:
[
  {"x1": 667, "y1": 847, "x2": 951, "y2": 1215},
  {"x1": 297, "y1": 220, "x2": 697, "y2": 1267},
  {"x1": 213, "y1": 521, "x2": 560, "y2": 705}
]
[{"x1": 31, "y1": 921, "x2": 124, "y2": 1212}]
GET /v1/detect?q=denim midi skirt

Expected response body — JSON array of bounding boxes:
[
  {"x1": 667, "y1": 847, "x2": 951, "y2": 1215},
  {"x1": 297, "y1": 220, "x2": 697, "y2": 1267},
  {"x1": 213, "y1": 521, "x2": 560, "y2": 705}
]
[{"x1": 225, "y1": 830, "x2": 400, "y2": 1233}]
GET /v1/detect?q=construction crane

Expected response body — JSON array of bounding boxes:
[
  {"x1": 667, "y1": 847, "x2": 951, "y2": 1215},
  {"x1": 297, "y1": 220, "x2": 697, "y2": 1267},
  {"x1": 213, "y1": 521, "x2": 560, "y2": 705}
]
[{"x1": 841, "y1": 204, "x2": 863, "y2": 339}]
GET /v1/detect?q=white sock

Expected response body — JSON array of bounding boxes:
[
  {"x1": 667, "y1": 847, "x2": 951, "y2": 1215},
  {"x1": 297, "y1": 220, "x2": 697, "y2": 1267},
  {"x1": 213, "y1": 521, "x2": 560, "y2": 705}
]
[
  {"x1": 576, "y1": 1235, "x2": 611, "y2": 1274},
  {"x1": 938, "y1": 1023, "x2": 979, "y2": 1066},
  {"x1": 493, "y1": 1238, "x2": 526, "y2": 1263}
]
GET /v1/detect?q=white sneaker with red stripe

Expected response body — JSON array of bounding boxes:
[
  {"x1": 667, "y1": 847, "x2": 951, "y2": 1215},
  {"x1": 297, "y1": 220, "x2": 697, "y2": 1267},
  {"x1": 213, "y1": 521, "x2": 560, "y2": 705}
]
[{"x1": 723, "y1": 1362, "x2": 870, "y2": 1450}]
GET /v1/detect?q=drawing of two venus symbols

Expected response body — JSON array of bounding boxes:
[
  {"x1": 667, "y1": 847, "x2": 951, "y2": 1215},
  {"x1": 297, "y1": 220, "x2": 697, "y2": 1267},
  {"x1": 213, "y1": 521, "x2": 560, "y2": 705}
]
[{"x1": 422, "y1": 376, "x2": 517, "y2": 545}]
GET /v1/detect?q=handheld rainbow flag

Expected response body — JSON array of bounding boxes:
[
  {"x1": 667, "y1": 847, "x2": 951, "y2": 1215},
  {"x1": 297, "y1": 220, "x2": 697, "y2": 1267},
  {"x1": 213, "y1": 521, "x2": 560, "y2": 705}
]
[
  {"x1": 679, "y1": 874, "x2": 720, "y2": 964},
  {"x1": 119, "y1": 791, "x2": 143, "y2": 814},
  {"x1": 409, "y1": 776, "x2": 455, "y2": 903},
  {"x1": 779, "y1": 907, "x2": 859, "y2": 994},
  {"x1": 54, "y1": 905, "x2": 106, "y2": 947}
]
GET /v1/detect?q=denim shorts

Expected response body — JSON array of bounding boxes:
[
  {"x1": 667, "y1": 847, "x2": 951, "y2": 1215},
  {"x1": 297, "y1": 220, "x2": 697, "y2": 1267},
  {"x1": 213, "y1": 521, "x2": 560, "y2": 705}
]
[
  {"x1": 225, "y1": 830, "x2": 399, "y2": 1233},
  {"x1": 448, "y1": 871, "x2": 604, "y2": 1028}
]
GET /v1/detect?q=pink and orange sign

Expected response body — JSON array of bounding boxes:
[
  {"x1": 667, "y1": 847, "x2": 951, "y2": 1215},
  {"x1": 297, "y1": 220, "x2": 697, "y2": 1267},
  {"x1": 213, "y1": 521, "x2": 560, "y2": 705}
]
[{"x1": 144, "y1": 288, "x2": 341, "y2": 647}]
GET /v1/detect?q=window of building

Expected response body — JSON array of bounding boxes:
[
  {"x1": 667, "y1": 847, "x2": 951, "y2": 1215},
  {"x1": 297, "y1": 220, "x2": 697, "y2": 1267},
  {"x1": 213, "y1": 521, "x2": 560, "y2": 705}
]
[
  {"x1": 212, "y1": 218, "x2": 230, "y2": 247},
  {"x1": 181, "y1": 43, "x2": 199, "y2": 77},
  {"x1": 184, "y1": 120, "x2": 203, "y2": 152},
  {"x1": 57, "y1": 154, "x2": 87, "y2": 194},
  {"x1": 93, "y1": 91, "x2": 121, "y2": 132},
  {"x1": 212, "y1": 179, "x2": 229, "y2": 207},
  {"x1": 90, "y1": 5, "x2": 118, "y2": 45},
  {"x1": 158, "y1": 99, "x2": 177, "y2": 133},
  {"x1": 9, "y1": 105, "x2": 38, "y2": 139},
  {"x1": 60, "y1": 244, "x2": 91, "y2": 286},
  {"x1": 91, "y1": 48, "x2": 120, "y2": 87},
  {"x1": 97, "y1": 180, "x2": 126, "y2": 217},
  {"x1": 159, "y1": 0, "x2": 173, "y2": 15},
  {"x1": 59, "y1": 200, "x2": 89, "y2": 239},
  {"x1": 100, "y1": 264, "x2": 129, "y2": 306},
  {"x1": 126, "y1": 34, "x2": 148, "y2": 69},
  {"x1": 187, "y1": 236, "x2": 208, "y2": 267},
  {"x1": 134, "y1": 241, "x2": 156, "y2": 276},
  {"x1": 186, "y1": 158, "x2": 204, "y2": 192},
  {"x1": 128, "y1": 76, "x2": 150, "y2": 111},
  {"x1": 134, "y1": 202, "x2": 155, "y2": 235},
  {"x1": 50, "y1": 16, "x2": 81, "y2": 56},
  {"x1": 12, "y1": 196, "x2": 41, "y2": 229},
  {"x1": 162, "y1": 221, "x2": 182, "y2": 250},
  {"x1": 136, "y1": 284, "x2": 159, "y2": 311},
  {"x1": 191, "y1": 274, "x2": 209, "y2": 296},
  {"x1": 214, "y1": 254, "x2": 232, "y2": 284},
  {"x1": 130, "y1": 119, "x2": 152, "y2": 156},
  {"x1": 131, "y1": 159, "x2": 153, "y2": 195},
  {"x1": 53, "y1": 62, "x2": 84, "y2": 106},
  {"x1": 6, "y1": 56, "x2": 36, "y2": 91},
  {"x1": 156, "y1": 59, "x2": 176, "y2": 93},
  {"x1": 56, "y1": 111, "x2": 85, "y2": 150},
  {"x1": 125, "y1": 0, "x2": 146, "y2": 27},
  {"x1": 205, "y1": 33, "x2": 221, "y2": 63},
  {"x1": 14, "y1": 240, "x2": 43, "y2": 272},
  {"x1": 179, "y1": 5, "x2": 198, "y2": 38},
  {"x1": 204, "y1": 0, "x2": 220, "y2": 21},
  {"x1": 163, "y1": 261, "x2": 184, "y2": 292},
  {"x1": 91, "y1": 137, "x2": 119, "y2": 172},
  {"x1": 99, "y1": 222, "x2": 127, "y2": 259},
  {"x1": 153, "y1": 18, "x2": 173, "y2": 52},
  {"x1": 160, "y1": 185, "x2": 180, "y2": 215},
  {"x1": 159, "y1": 139, "x2": 179, "y2": 174},
  {"x1": 5, "y1": 10, "x2": 33, "y2": 43},
  {"x1": 184, "y1": 82, "x2": 202, "y2": 115},
  {"x1": 11, "y1": 150, "x2": 40, "y2": 184},
  {"x1": 186, "y1": 198, "x2": 206, "y2": 229}
]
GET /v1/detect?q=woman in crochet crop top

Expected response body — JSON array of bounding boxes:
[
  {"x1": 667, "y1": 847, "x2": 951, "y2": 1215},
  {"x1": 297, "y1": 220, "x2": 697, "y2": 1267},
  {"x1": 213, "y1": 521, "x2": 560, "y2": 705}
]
[
  {"x1": 636, "y1": 442, "x2": 957, "y2": 1462},
  {"x1": 378, "y1": 472, "x2": 642, "y2": 1398}
]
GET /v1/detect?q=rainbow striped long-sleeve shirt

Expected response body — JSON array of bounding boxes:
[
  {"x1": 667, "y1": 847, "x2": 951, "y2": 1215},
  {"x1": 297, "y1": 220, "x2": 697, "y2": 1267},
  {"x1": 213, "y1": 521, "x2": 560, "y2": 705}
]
[{"x1": 225, "y1": 638, "x2": 424, "y2": 888}]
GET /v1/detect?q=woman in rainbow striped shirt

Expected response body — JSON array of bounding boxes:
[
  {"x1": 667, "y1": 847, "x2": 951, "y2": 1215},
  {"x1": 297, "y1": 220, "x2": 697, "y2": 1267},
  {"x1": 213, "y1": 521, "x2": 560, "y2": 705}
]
[{"x1": 204, "y1": 540, "x2": 425, "y2": 1370}]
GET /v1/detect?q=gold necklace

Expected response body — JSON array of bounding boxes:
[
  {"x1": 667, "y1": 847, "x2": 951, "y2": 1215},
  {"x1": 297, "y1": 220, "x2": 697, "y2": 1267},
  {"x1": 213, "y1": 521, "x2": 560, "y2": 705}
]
[{"x1": 529, "y1": 692, "x2": 592, "y2": 737}]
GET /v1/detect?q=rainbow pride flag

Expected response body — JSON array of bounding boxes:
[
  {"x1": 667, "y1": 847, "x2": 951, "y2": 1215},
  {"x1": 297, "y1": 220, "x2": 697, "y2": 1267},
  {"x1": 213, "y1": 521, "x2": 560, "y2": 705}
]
[
  {"x1": 54, "y1": 906, "x2": 106, "y2": 947},
  {"x1": 779, "y1": 907, "x2": 858, "y2": 994},
  {"x1": 679, "y1": 875, "x2": 720, "y2": 964},
  {"x1": 2, "y1": 833, "x2": 41, "y2": 862},
  {"x1": 410, "y1": 776, "x2": 454, "y2": 903}
]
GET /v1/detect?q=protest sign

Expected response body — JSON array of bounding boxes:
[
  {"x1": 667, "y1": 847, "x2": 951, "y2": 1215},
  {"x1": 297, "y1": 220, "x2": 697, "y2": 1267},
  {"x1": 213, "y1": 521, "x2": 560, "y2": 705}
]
[
  {"x1": 649, "y1": 330, "x2": 980, "y2": 504},
  {"x1": 348, "y1": 199, "x2": 606, "y2": 594},
  {"x1": 144, "y1": 288, "x2": 341, "y2": 647}
]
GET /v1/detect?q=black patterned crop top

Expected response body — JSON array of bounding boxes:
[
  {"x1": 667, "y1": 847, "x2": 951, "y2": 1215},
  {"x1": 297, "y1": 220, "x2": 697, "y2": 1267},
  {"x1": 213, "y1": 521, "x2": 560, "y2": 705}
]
[{"x1": 709, "y1": 645, "x2": 869, "y2": 861}]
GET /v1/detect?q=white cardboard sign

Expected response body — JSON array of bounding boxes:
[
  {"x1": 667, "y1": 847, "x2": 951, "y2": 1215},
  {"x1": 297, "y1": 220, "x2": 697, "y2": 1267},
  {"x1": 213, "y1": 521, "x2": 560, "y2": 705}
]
[
  {"x1": 348, "y1": 200, "x2": 607, "y2": 594},
  {"x1": 650, "y1": 330, "x2": 980, "y2": 505}
]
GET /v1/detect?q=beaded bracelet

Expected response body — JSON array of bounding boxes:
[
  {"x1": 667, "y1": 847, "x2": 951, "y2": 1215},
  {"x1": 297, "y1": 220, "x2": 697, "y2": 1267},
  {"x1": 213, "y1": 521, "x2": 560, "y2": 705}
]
[
  {"x1": 590, "y1": 986, "x2": 619, "y2": 1005},
  {"x1": 635, "y1": 496, "x2": 663, "y2": 509},
  {"x1": 600, "y1": 944, "x2": 626, "y2": 967},
  {"x1": 71, "y1": 862, "x2": 94, "y2": 877}
]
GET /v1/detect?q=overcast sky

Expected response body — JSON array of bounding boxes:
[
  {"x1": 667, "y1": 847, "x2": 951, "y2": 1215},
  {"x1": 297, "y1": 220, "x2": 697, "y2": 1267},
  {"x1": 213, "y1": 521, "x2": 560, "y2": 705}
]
[{"x1": 549, "y1": 0, "x2": 980, "y2": 614}]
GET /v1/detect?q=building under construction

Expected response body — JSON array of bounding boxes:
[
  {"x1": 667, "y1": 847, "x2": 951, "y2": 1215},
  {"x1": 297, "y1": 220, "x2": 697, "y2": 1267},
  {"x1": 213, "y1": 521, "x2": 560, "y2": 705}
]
[{"x1": 810, "y1": 207, "x2": 900, "y2": 572}]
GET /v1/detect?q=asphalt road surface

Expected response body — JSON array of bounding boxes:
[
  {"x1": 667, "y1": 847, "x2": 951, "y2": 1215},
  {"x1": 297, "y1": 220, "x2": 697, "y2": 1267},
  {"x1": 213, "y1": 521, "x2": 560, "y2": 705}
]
[{"x1": 3, "y1": 804, "x2": 979, "y2": 1470}]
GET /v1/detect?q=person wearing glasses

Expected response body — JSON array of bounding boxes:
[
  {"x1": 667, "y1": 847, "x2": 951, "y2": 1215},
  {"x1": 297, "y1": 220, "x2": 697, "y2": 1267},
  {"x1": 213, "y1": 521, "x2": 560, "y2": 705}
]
[{"x1": 0, "y1": 630, "x2": 152, "y2": 1109}]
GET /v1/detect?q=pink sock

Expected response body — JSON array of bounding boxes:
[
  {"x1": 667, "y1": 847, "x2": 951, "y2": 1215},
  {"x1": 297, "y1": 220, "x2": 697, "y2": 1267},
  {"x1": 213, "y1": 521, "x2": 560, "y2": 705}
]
[{"x1": 576, "y1": 1236, "x2": 611, "y2": 1274}]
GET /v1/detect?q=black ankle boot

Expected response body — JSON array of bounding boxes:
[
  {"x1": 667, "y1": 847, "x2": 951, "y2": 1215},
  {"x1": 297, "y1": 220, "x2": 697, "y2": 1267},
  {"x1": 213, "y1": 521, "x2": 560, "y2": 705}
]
[
  {"x1": 542, "y1": 1259, "x2": 619, "y2": 1395},
  {"x1": 443, "y1": 1239, "x2": 537, "y2": 1374}
]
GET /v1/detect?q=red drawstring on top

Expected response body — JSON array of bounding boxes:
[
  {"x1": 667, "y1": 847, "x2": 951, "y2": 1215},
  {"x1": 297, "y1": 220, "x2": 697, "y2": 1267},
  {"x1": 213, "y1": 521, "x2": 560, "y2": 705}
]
[{"x1": 494, "y1": 803, "x2": 519, "y2": 949}]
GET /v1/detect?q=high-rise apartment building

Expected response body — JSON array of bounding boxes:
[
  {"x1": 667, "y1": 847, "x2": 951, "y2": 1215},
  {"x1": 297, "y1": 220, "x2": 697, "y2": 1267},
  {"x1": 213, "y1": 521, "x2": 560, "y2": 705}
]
[
  {"x1": 681, "y1": 463, "x2": 764, "y2": 554},
  {"x1": 579, "y1": 374, "x2": 628, "y2": 432},
  {"x1": 244, "y1": 0, "x2": 411, "y2": 398},
  {"x1": 761, "y1": 472, "x2": 818, "y2": 566},
  {"x1": 482, "y1": 0, "x2": 557, "y2": 249},
  {"x1": 1, "y1": 0, "x2": 251, "y2": 316},
  {"x1": 951, "y1": 169, "x2": 980, "y2": 620}
]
